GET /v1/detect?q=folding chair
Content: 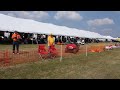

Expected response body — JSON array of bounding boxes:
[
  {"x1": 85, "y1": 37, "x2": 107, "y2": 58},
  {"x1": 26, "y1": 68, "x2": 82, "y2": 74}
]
[
  {"x1": 38, "y1": 45, "x2": 49, "y2": 60},
  {"x1": 48, "y1": 45, "x2": 58, "y2": 59}
]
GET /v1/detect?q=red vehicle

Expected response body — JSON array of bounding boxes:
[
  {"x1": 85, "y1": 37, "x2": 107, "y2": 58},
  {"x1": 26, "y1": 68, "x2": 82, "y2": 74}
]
[
  {"x1": 38, "y1": 45, "x2": 58, "y2": 59},
  {"x1": 65, "y1": 43, "x2": 80, "y2": 54}
]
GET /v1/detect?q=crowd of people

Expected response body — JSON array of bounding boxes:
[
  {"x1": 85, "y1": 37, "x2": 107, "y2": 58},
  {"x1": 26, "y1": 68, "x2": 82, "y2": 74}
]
[
  {"x1": 0, "y1": 31, "x2": 114, "y2": 45},
  {"x1": 0, "y1": 31, "x2": 85, "y2": 44},
  {"x1": 1, "y1": 31, "x2": 113, "y2": 45},
  {"x1": 1, "y1": 31, "x2": 118, "y2": 54}
]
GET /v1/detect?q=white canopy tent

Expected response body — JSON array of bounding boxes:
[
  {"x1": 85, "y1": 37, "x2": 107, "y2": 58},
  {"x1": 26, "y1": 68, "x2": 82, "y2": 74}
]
[
  {"x1": 0, "y1": 13, "x2": 106, "y2": 39},
  {"x1": 102, "y1": 36, "x2": 114, "y2": 40}
]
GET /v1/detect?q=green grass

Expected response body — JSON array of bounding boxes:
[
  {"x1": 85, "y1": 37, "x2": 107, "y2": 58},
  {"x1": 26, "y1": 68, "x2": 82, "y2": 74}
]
[
  {"x1": 0, "y1": 43, "x2": 120, "y2": 79},
  {"x1": 0, "y1": 44, "x2": 38, "y2": 50}
]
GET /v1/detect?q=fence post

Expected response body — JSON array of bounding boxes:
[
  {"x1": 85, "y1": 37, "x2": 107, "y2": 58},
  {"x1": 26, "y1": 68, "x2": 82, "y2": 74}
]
[{"x1": 60, "y1": 36, "x2": 62, "y2": 62}]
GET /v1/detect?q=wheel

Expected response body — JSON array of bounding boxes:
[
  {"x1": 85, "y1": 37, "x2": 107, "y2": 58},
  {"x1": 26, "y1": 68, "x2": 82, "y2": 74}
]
[
  {"x1": 76, "y1": 46, "x2": 79, "y2": 52},
  {"x1": 73, "y1": 49, "x2": 77, "y2": 54}
]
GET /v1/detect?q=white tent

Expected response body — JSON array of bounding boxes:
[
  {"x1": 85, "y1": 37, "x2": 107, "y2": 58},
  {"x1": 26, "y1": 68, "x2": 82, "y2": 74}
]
[
  {"x1": 0, "y1": 13, "x2": 110, "y2": 39},
  {"x1": 102, "y1": 36, "x2": 114, "y2": 40}
]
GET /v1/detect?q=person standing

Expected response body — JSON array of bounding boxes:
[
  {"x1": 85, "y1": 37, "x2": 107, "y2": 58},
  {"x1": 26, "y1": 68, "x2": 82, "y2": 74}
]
[
  {"x1": 11, "y1": 31, "x2": 21, "y2": 54},
  {"x1": 47, "y1": 33, "x2": 55, "y2": 49}
]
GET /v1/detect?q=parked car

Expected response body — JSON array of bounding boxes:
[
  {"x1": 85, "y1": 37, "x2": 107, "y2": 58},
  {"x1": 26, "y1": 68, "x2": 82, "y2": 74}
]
[{"x1": 77, "y1": 40, "x2": 85, "y2": 45}]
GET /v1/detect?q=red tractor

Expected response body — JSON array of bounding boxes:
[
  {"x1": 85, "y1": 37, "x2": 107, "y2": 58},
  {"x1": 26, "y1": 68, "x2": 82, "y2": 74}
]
[{"x1": 65, "y1": 43, "x2": 80, "y2": 54}]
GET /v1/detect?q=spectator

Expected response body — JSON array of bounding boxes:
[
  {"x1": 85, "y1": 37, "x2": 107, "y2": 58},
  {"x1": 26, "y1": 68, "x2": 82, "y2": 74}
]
[
  {"x1": 47, "y1": 33, "x2": 55, "y2": 49},
  {"x1": 11, "y1": 31, "x2": 21, "y2": 54}
]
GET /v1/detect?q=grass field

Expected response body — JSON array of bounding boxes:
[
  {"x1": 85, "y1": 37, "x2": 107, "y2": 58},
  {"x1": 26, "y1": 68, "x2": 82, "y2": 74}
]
[{"x1": 0, "y1": 42, "x2": 120, "y2": 79}]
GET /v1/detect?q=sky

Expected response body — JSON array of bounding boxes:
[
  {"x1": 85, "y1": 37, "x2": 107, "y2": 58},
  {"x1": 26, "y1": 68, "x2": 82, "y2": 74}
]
[{"x1": 0, "y1": 11, "x2": 120, "y2": 38}]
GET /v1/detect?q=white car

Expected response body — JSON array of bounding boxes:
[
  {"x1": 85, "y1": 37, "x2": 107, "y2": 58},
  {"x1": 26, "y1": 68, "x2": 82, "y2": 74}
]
[{"x1": 77, "y1": 40, "x2": 85, "y2": 45}]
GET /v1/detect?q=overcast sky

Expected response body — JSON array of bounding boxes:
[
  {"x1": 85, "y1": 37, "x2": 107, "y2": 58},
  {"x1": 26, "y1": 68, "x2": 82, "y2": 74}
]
[{"x1": 0, "y1": 11, "x2": 119, "y2": 38}]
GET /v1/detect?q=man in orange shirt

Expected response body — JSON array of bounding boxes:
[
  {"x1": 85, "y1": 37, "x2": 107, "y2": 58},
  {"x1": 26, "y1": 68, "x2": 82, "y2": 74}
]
[{"x1": 12, "y1": 31, "x2": 21, "y2": 54}]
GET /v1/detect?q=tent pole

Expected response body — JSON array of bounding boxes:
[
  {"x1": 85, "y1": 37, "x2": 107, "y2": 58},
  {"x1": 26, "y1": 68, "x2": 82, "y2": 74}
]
[
  {"x1": 36, "y1": 34, "x2": 38, "y2": 44},
  {"x1": 32, "y1": 38, "x2": 33, "y2": 44},
  {"x1": 36, "y1": 39, "x2": 38, "y2": 44}
]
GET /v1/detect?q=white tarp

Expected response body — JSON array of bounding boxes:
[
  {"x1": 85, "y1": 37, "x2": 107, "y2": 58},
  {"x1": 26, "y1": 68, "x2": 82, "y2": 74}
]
[{"x1": 0, "y1": 13, "x2": 111, "y2": 39}]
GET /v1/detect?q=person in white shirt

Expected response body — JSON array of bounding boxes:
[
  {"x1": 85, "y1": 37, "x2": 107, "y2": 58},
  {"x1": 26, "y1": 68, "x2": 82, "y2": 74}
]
[{"x1": 4, "y1": 31, "x2": 10, "y2": 38}]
